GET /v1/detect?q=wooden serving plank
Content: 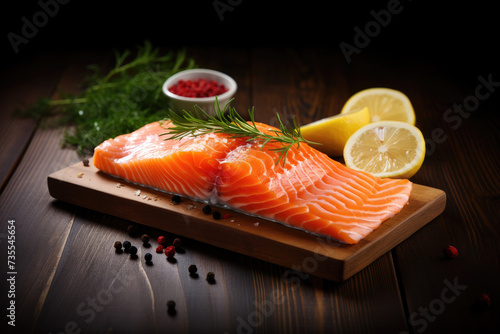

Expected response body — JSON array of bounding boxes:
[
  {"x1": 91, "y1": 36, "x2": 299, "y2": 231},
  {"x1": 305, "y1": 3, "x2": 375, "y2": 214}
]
[{"x1": 47, "y1": 160, "x2": 446, "y2": 282}]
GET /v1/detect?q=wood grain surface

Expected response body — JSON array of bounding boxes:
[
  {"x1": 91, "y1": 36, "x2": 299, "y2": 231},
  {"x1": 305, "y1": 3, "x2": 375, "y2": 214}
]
[
  {"x1": 47, "y1": 160, "x2": 446, "y2": 282},
  {"x1": 1, "y1": 12, "x2": 499, "y2": 333}
]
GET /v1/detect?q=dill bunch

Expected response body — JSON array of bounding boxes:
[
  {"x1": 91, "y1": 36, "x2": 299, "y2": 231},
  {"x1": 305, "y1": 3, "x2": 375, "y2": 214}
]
[{"x1": 21, "y1": 41, "x2": 196, "y2": 156}]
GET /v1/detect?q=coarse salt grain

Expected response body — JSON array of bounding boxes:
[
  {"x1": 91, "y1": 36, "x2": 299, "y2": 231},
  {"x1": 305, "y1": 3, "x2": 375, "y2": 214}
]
[{"x1": 134, "y1": 190, "x2": 141, "y2": 196}]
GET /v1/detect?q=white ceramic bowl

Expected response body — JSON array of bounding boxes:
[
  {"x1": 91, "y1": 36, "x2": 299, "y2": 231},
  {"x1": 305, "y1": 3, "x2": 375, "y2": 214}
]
[{"x1": 163, "y1": 68, "x2": 237, "y2": 115}]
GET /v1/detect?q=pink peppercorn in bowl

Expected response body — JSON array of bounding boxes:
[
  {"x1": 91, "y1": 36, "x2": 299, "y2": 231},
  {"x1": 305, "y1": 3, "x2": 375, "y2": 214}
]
[{"x1": 163, "y1": 68, "x2": 237, "y2": 115}]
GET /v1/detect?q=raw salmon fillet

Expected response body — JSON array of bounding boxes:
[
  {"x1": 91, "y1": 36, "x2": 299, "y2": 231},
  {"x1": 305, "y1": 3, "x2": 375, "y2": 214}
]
[{"x1": 94, "y1": 120, "x2": 412, "y2": 244}]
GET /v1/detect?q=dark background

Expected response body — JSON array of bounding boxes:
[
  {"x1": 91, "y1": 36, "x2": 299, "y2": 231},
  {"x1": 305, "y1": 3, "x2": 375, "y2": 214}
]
[
  {"x1": 1, "y1": 3, "x2": 499, "y2": 333},
  {"x1": 1, "y1": 0, "x2": 498, "y2": 90}
]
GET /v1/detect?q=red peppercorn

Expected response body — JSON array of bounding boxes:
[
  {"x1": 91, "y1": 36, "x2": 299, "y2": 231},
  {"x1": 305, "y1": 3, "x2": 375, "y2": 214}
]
[
  {"x1": 168, "y1": 78, "x2": 228, "y2": 98},
  {"x1": 157, "y1": 236, "x2": 167, "y2": 245},
  {"x1": 165, "y1": 246, "x2": 176, "y2": 258},
  {"x1": 479, "y1": 293, "x2": 491, "y2": 306},
  {"x1": 222, "y1": 213, "x2": 231, "y2": 219},
  {"x1": 156, "y1": 245, "x2": 164, "y2": 253},
  {"x1": 443, "y1": 245, "x2": 458, "y2": 258}
]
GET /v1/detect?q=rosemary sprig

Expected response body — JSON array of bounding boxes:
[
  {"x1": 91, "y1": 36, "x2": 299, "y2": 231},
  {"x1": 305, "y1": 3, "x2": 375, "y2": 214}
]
[{"x1": 162, "y1": 99, "x2": 319, "y2": 166}]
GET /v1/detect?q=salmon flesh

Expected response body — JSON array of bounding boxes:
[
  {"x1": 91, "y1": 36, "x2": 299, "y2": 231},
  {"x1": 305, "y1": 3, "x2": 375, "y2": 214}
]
[{"x1": 93, "y1": 120, "x2": 412, "y2": 244}]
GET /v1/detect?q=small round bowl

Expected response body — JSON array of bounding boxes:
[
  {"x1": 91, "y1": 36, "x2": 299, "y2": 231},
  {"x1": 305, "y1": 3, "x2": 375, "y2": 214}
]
[{"x1": 163, "y1": 68, "x2": 237, "y2": 115}]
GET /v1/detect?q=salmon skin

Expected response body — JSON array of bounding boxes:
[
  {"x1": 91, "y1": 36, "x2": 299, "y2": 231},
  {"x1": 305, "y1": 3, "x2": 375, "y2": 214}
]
[{"x1": 93, "y1": 120, "x2": 412, "y2": 244}]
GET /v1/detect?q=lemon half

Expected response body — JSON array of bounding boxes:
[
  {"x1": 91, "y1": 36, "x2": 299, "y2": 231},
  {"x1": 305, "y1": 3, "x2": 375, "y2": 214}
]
[
  {"x1": 300, "y1": 107, "x2": 370, "y2": 156},
  {"x1": 343, "y1": 121, "x2": 425, "y2": 179},
  {"x1": 341, "y1": 88, "x2": 415, "y2": 125}
]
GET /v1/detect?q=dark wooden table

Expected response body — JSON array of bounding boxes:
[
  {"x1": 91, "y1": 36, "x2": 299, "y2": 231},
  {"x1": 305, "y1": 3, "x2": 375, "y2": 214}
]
[{"x1": 1, "y1": 23, "x2": 499, "y2": 334}]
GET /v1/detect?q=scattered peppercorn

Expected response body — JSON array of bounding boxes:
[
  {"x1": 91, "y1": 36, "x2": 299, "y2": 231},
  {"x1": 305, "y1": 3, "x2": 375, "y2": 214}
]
[
  {"x1": 82, "y1": 157, "x2": 90, "y2": 166},
  {"x1": 443, "y1": 245, "x2": 458, "y2": 258},
  {"x1": 222, "y1": 213, "x2": 231, "y2": 219},
  {"x1": 479, "y1": 293, "x2": 491, "y2": 306},
  {"x1": 141, "y1": 234, "x2": 150, "y2": 244},
  {"x1": 157, "y1": 236, "x2": 167, "y2": 245},
  {"x1": 188, "y1": 264, "x2": 198, "y2": 275},
  {"x1": 156, "y1": 245, "x2": 164, "y2": 253},
  {"x1": 114, "y1": 241, "x2": 122, "y2": 251},
  {"x1": 123, "y1": 241, "x2": 131, "y2": 251},
  {"x1": 165, "y1": 246, "x2": 176, "y2": 258},
  {"x1": 173, "y1": 238, "x2": 182, "y2": 248},
  {"x1": 171, "y1": 195, "x2": 181, "y2": 204},
  {"x1": 202, "y1": 205, "x2": 212, "y2": 215},
  {"x1": 145, "y1": 253, "x2": 153, "y2": 263},
  {"x1": 129, "y1": 246, "x2": 138, "y2": 256},
  {"x1": 166, "y1": 300, "x2": 176, "y2": 315},
  {"x1": 127, "y1": 224, "x2": 139, "y2": 236},
  {"x1": 206, "y1": 272, "x2": 215, "y2": 283},
  {"x1": 212, "y1": 211, "x2": 221, "y2": 220}
]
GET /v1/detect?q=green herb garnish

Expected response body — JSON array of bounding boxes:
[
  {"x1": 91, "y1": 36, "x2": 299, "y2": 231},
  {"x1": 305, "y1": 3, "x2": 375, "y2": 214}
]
[
  {"x1": 162, "y1": 99, "x2": 319, "y2": 166},
  {"x1": 20, "y1": 41, "x2": 196, "y2": 155}
]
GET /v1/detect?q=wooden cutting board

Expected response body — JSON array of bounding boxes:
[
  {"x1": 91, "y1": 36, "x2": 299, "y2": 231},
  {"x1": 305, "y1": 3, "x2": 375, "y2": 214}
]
[{"x1": 47, "y1": 160, "x2": 446, "y2": 282}]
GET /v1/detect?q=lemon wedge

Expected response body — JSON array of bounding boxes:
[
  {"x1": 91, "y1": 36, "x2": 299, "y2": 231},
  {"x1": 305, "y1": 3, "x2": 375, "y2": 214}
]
[
  {"x1": 300, "y1": 107, "x2": 370, "y2": 156},
  {"x1": 341, "y1": 88, "x2": 416, "y2": 125},
  {"x1": 343, "y1": 121, "x2": 425, "y2": 179}
]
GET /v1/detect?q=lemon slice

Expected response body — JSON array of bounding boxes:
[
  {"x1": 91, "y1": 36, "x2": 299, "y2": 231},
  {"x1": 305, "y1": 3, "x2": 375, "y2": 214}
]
[
  {"x1": 343, "y1": 121, "x2": 425, "y2": 179},
  {"x1": 300, "y1": 107, "x2": 370, "y2": 156},
  {"x1": 341, "y1": 88, "x2": 416, "y2": 125}
]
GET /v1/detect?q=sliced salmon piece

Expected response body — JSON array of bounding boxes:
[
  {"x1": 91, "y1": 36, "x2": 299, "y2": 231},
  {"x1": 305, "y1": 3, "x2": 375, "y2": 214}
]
[
  {"x1": 93, "y1": 120, "x2": 412, "y2": 244},
  {"x1": 93, "y1": 121, "x2": 245, "y2": 199}
]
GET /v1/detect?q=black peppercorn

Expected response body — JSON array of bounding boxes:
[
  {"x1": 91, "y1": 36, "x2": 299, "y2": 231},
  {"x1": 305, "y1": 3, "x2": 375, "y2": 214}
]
[
  {"x1": 123, "y1": 241, "x2": 131, "y2": 251},
  {"x1": 141, "y1": 234, "x2": 150, "y2": 244},
  {"x1": 206, "y1": 272, "x2": 215, "y2": 283},
  {"x1": 82, "y1": 157, "x2": 90, "y2": 166},
  {"x1": 129, "y1": 246, "x2": 138, "y2": 256},
  {"x1": 173, "y1": 238, "x2": 182, "y2": 248},
  {"x1": 167, "y1": 300, "x2": 176, "y2": 315},
  {"x1": 188, "y1": 264, "x2": 198, "y2": 275},
  {"x1": 212, "y1": 211, "x2": 221, "y2": 220},
  {"x1": 202, "y1": 205, "x2": 212, "y2": 215},
  {"x1": 127, "y1": 224, "x2": 139, "y2": 236},
  {"x1": 145, "y1": 253, "x2": 152, "y2": 263},
  {"x1": 171, "y1": 195, "x2": 181, "y2": 204},
  {"x1": 114, "y1": 241, "x2": 122, "y2": 250}
]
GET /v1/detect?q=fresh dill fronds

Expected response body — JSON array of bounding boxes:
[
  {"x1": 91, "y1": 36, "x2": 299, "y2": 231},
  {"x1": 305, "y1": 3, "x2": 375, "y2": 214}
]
[
  {"x1": 19, "y1": 41, "x2": 196, "y2": 156},
  {"x1": 161, "y1": 99, "x2": 319, "y2": 166}
]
